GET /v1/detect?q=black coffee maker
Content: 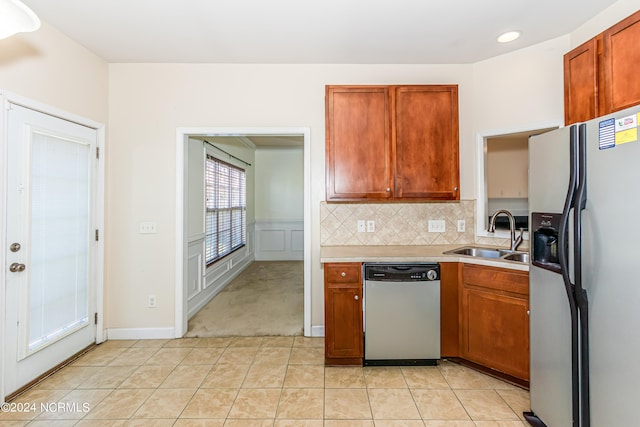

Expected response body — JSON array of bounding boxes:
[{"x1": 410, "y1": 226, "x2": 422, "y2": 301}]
[{"x1": 531, "y1": 212, "x2": 562, "y2": 273}]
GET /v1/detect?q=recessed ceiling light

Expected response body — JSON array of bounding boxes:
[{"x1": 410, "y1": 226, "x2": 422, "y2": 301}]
[{"x1": 497, "y1": 31, "x2": 521, "y2": 43}]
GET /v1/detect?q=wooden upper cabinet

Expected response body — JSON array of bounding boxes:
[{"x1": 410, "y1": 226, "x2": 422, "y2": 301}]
[
  {"x1": 325, "y1": 84, "x2": 459, "y2": 202},
  {"x1": 564, "y1": 10, "x2": 640, "y2": 124},
  {"x1": 602, "y1": 10, "x2": 640, "y2": 114},
  {"x1": 394, "y1": 86, "x2": 460, "y2": 200},
  {"x1": 564, "y1": 36, "x2": 601, "y2": 125},
  {"x1": 325, "y1": 86, "x2": 392, "y2": 200}
]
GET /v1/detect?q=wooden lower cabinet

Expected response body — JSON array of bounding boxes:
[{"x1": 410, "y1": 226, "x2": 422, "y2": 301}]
[
  {"x1": 460, "y1": 264, "x2": 530, "y2": 381},
  {"x1": 324, "y1": 263, "x2": 363, "y2": 365}
]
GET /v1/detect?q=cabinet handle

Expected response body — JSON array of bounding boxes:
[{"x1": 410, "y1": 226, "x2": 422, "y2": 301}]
[
  {"x1": 354, "y1": 295, "x2": 359, "y2": 300},
  {"x1": 341, "y1": 272, "x2": 346, "y2": 277},
  {"x1": 454, "y1": 187, "x2": 458, "y2": 191},
  {"x1": 386, "y1": 188, "x2": 391, "y2": 192},
  {"x1": 527, "y1": 310, "x2": 530, "y2": 316}
]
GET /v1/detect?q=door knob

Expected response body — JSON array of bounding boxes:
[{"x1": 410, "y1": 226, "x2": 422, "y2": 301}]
[{"x1": 9, "y1": 263, "x2": 26, "y2": 273}]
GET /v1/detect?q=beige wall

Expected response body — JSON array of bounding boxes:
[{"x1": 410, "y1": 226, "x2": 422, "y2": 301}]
[
  {"x1": 255, "y1": 147, "x2": 304, "y2": 221},
  {"x1": 0, "y1": 23, "x2": 108, "y2": 123},
  {"x1": 471, "y1": 36, "x2": 568, "y2": 144}
]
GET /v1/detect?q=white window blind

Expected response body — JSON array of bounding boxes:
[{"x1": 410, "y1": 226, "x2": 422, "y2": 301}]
[
  {"x1": 29, "y1": 131, "x2": 90, "y2": 353},
  {"x1": 205, "y1": 155, "x2": 246, "y2": 265}
]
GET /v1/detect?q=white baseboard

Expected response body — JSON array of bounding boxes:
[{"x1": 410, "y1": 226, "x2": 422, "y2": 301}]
[
  {"x1": 106, "y1": 327, "x2": 176, "y2": 340},
  {"x1": 310, "y1": 325, "x2": 325, "y2": 338},
  {"x1": 107, "y1": 325, "x2": 323, "y2": 340}
]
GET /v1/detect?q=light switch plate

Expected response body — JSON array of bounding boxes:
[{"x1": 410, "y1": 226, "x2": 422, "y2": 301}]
[
  {"x1": 428, "y1": 220, "x2": 446, "y2": 232},
  {"x1": 139, "y1": 222, "x2": 157, "y2": 234},
  {"x1": 357, "y1": 220, "x2": 366, "y2": 233}
]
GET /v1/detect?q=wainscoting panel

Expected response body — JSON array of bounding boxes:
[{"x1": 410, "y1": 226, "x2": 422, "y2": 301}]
[
  {"x1": 186, "y1": 226, "x2": 255, "y2": 319},
  {"x1": 187, "y1": 239, "x2": 204, "y2": 302},
  {"x1": 255, "y1": 220, "x2": 303, "y2": 261}
]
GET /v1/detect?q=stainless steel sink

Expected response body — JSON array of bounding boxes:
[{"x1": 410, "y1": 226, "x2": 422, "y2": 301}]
[
  {"x1": 449, "y1": 247, "x2": 501, "y2": 258},
  {"x1": 502, "y1": 252, "x2": 529, "y2": 263},
  {"x1": 444, "y1": 246, "x2": 529, "y2": 264}
]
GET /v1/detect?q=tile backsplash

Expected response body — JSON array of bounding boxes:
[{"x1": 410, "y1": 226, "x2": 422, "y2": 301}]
[
  {"x1": 320, "y1": 200, "x2": 476, "y2": 246},
  {"x1": 320, "y1": 200, "x2": 521, "y2": 248}
]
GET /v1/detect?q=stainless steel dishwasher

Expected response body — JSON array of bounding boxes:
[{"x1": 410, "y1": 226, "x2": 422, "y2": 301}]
[{"x1": 363, "y1": 263, "x2": 440, "y2": 366}]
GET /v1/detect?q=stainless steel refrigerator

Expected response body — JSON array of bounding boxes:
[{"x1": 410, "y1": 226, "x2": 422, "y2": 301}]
[{"x1": 526, "y1": 104, "x2": 640, "y2": 427}]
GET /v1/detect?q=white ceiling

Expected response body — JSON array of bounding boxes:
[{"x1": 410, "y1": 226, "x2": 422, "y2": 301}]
[{"x1": 22, "y1": 0, "x2": 618, "y2": 64}]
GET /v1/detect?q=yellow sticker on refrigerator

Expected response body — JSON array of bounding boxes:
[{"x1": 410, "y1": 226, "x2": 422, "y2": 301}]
[
  {"x1": 615, "y1": 128, "x2": 638, "y2": 145},
  {"x1": 612, "y1": 113, "x2": 638, "y2": 146}
]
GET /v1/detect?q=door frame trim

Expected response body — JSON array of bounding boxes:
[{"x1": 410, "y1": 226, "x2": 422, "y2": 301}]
[
  {"x1": 0, "y1": 91, "x2": 105, "y2": 401},
  {"x1": 175, "y1": 127, "x2": 311, "y2": 338}
]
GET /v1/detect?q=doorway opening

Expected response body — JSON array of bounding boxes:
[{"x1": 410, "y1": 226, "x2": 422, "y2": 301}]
[
  {"x1": 175, "y1": 127, "x2": 311, "y2": 338},
  {"x1": 476, "y1": 123, "x2": 559, "y2": 240}
]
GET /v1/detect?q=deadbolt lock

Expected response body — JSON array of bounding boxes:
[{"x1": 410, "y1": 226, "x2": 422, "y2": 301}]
[
  {"x1": 10, "y1": 243, "x2": 21, "y2": 252},
  {"x1": 9, "y1": 263, "x2": 26, "y2": 273}
]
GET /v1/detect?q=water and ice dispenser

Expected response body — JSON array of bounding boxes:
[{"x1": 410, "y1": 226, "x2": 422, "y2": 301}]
[{"x1": 531, "y1": 212, "x2": 563, "y2": 273}]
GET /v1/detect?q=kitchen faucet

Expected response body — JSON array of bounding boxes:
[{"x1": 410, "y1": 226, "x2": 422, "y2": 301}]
[{"x1": 488, "y1": 209, "x2": 524, "y2": 251}]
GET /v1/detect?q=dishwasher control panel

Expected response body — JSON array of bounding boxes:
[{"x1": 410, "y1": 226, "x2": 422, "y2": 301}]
[{"x1": 364, "y1": 263, "x2": 440, "y2": 282}]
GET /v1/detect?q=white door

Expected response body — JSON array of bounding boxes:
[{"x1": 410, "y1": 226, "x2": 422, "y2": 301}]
[{"x1": 4, "y1": 103, "x2": 98, "y2": 396}]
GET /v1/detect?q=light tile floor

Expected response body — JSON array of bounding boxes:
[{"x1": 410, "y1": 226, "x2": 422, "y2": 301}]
[{"x1": 0, "y1": 336, "x2": 530, "y2": 426}]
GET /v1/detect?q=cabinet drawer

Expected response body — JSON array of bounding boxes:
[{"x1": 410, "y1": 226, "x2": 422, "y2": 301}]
[
  {"x1": 325, "y1": 264, "x2": 361, "y2": 284},
  {"x1": 462, "y1": 264, "x2": 528, "y2": 295}
]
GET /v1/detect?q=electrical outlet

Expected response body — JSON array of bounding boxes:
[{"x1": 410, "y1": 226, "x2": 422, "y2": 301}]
[
  {"x1": 139, "y1": 222, "x2": 157, "y2": 234},
  {"x1": 428, "y1": 220, "x2": 446, "y2": 232},
  {"x1": 366, "y1": 220, "x2": 375, "y2": 232},
  {"x1": 148, "y1": 295, "x2": 157, "y2": 308},
  {"x1": 457, "y1": 220, "x2": 466, "y2": 232},
  {"x1": 357, "y1": 220, "x2": 366, "y2": 233}
]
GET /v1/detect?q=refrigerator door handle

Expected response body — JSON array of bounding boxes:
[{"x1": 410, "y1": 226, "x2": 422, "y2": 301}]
[
  {"x1": 558, "y1": 124, "x2": 581, "y2": 427},
  {"x1": 559, "y1": 125, "x2": 578, "y2": 281},
  {"x1": 574, "y1": 123, "x2": 590, "y2": 427}
]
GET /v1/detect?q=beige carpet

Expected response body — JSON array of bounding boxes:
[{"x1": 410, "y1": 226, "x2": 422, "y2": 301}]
[{"x1": 186, "y1": 261, "x2": 304, "y2": 337}]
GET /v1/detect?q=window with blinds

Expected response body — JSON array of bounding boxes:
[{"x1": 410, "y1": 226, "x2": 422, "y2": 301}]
[{"x1": 205, "y1": 155, "x2": 247, "y2": 265}]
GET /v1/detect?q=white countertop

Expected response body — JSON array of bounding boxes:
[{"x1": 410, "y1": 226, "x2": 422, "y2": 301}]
[{"x1": 320, "y1": 244, "x2": 529, "y2": 271}]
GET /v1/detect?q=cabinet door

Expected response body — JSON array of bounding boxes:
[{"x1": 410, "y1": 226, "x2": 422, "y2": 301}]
[
  {"x1": 461, "y1": 287, "x2": 529, "y2": 380},
  {"x1": 324, "y1": 263, "x2": 363, "y2": 363},
  {"x1": 325, "y1": 286, "x2": 363, "y2": 359},
  {"x1": 603, "y1": 10, "x2": 640, "y2": 114},
  {"x1": 393, "y1": 85, "x2": 459, "y2": 200},
  {"x1": 325, "y1": 86, "x2": 392, "y2": 201},
  {"x1": 564, "y1": 36, "x2": 601, "y2": 125}
]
